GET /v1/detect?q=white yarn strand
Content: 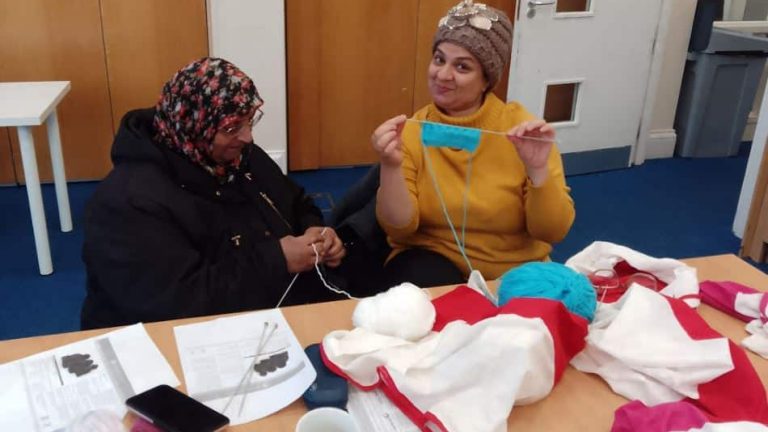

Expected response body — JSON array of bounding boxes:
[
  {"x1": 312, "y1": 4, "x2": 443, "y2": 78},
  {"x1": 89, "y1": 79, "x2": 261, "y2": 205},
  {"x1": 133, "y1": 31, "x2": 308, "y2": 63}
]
[{"x1": 275, "y1": 228, "x2": 356, "y2": 309}]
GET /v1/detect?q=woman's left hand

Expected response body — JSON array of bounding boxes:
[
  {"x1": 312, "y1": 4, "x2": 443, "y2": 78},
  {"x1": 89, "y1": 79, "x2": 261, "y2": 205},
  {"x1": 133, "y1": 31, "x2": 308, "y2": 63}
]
[
  {"x1": 506, "y1": 119, "x2": 556, "y2": 186},
  {"x1": 306, "y1": 226, "x2": 346, "y2": 268}
]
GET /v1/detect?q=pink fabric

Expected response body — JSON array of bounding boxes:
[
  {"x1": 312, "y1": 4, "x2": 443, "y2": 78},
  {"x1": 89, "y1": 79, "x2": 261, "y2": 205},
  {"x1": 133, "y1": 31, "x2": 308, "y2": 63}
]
[
  {"x1": 699, "y1": 280, "x2": 760, "y2": 323},
  {"x1": 130, "y1": 418, "x2": 164, "y2": 432},
  {"x1": 611, "y1": 400, "x2": 708, "y2": 432}
]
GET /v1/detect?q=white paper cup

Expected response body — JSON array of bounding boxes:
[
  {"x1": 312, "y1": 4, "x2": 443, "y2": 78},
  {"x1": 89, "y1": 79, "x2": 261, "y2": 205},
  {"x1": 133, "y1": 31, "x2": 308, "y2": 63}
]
[{"x1": 295, "y1": 407, "x2": 359, "y2": 432}]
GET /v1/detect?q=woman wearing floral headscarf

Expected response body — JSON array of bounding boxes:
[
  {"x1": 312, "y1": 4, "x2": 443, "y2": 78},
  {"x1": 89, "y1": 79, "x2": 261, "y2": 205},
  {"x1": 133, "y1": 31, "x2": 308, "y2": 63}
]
[
  {"x1": 372, "y1": 1, "x2": 574, "y2": 289},
  {"x1": 81, "y1": 57, "x2": 347, "y2": 329}
]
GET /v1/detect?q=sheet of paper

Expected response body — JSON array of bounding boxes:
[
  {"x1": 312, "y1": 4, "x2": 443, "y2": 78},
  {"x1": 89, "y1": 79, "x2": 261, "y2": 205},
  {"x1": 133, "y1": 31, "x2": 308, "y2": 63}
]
[
  {"x1": 174, "y1": 309, "x2": 316, "y2": 426},
  {"x1": 347, "y1": 386, "x2": 420, "y2": 432},
  {"x1": 0, "y1": 323, "x2": 178, "y2": 432}
]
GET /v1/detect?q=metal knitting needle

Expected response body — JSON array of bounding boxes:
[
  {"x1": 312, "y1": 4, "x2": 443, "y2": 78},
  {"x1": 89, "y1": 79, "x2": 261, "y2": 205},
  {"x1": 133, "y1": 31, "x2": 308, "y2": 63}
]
[
  {"x1": 406, "y1": 118, "x2": 560, "y2": 144},
  {"x1": 222, "y1": 322, "x2": 274, "y2": 414},
  {"x1": 237, "y1": 322, "x2": 278, "y2": 416}
]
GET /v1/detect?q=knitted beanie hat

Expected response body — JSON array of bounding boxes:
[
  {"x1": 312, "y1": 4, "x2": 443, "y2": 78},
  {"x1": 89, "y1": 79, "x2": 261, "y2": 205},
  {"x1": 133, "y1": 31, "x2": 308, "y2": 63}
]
[{"x1": 433, "y1": 0, "x2": 513, "y2": 90}]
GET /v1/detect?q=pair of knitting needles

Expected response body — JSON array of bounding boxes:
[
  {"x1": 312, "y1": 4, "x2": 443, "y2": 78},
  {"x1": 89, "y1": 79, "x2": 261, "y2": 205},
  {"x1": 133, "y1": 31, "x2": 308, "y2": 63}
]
[
  {"x1": 406, "y1": 118, "x2": 560, "y2": 144},
  {"x1": 222, "y1": 321, "x2": 279, "y2": 416}
]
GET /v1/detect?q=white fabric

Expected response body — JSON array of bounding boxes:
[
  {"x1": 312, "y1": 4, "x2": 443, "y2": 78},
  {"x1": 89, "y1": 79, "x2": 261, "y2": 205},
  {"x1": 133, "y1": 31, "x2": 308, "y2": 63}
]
[
  {"x1": 571, "y1": 286, "x2": 733, "y2": 405},
  {"x1": 686, "y1": 422, "x2": 768, "y2": 432},
  {"x1": 734, "y1": 292, "x2": 765, "y2": 319},
  {"x1": 352, "y1": 283, "x2": 436, "y2": 341},
  {"x1": 323, "y1": 315, "x2": 556, "y2": 432},
  {"x1": 565, "y1": 241, "x2": 700, "y2": 307},
  {"x1": 732, "y1": 292, "x2": 768, "y2": 358},
  {"x1": 743, "y1": 320, "x2": 768, "y2": 359}
]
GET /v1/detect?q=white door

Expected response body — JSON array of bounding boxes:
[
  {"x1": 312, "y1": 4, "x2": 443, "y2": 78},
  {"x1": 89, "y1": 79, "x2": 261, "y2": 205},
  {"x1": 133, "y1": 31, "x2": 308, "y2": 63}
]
[{"x1": 507, "y1": 0, "x2": 663, "y2": 174}]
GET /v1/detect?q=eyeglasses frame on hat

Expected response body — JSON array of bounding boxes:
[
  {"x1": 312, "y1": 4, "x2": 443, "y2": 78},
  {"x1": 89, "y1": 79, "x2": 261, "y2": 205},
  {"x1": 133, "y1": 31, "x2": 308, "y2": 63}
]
[{"x1": 220, "y1": 108, "x2": 264, "y2": 136}]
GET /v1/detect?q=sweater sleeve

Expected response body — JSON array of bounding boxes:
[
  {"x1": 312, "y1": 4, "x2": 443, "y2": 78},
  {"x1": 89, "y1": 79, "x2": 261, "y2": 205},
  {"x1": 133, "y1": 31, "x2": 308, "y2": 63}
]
[
  {"x1": 523, "y1": 145, "x2": 575, "y2": 243},
  {"x1": 83, "y1": 186, "x2": 290, "y2": 326}
]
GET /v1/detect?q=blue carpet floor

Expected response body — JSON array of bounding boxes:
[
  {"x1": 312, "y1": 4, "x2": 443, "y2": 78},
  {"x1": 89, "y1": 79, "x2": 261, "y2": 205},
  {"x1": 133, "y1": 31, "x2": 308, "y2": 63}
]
[{"x1": 0, "y1": 151, "x2": 764, "y2": 340}]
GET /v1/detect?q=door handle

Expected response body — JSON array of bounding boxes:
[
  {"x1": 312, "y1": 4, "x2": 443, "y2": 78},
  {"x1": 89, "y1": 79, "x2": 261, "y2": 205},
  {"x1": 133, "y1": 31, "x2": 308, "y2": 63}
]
[{"x1": 528, "y1": 0, "x2": 555, "y2": 6}]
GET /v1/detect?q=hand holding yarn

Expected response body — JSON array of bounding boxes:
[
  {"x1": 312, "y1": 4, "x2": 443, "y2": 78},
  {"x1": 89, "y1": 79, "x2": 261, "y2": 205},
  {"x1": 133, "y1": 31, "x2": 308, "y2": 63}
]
[
  {"x1": 371, "y1": 114, "x2": 407, "y2": 167},
  {"x1": 306, "y1": 226, "x2": 346, "y2": 268},
  {"x1": 506, "y1": 119, "x2": 555, "y2": 186},
  {"x1": 280, "y1": 230, "x2": 325, "y2": 273}
]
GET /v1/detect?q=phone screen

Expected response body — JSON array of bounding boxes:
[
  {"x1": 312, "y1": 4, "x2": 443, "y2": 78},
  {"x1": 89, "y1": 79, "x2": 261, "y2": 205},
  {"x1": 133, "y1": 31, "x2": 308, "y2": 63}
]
[{"x1": 126, "y1": 385, "x2": 229, "y2": 432}]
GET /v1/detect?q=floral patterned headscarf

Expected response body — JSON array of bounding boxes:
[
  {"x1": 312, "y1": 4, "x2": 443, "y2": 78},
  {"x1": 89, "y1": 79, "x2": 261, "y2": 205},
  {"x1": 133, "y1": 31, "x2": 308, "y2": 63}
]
[{"x1": 153, "y1": 57, "x2": 262, "y2": 183}]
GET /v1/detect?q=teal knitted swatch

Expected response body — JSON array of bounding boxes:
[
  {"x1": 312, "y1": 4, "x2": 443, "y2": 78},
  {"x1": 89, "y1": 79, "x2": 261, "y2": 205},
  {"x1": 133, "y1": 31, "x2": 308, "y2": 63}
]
[{"x1": 498, "y1": 262, "x2": 597, "y2": 322}]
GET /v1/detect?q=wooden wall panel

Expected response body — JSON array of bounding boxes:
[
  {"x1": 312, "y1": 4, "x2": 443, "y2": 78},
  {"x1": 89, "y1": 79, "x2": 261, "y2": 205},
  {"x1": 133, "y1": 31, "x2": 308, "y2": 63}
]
[
  {"x1": 286, "y1": 0, "x2": 322, "y2": 170},
  {"x1": 319, "y1": 0, "x2": 420, "y2": 167},
  {"x1": 0, "y1": 0, "x2": 115, "y2": 182},
  {"x1": 0, "y1": 129, "x2": 16, "y2": 185},
  {"x1": 287, "y1": 0, "x2": 420, "y2": 170},
  {"x1": 414, "y1": 0, "x2": 517, "y2": 110},
  {"x1": 100, "y1": 0, "x2": 209, "y2": 131}
]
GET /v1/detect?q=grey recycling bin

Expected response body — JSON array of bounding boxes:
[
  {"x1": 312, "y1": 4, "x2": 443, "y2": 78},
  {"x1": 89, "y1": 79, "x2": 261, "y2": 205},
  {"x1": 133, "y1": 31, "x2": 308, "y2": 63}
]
[{"x1": 675, "y1": 28, "x2": 768, "y2": 157}]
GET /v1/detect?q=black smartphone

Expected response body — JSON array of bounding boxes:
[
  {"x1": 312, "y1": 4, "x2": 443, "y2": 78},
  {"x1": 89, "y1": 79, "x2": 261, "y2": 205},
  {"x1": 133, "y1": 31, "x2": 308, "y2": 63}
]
[{"x1": 126, "y1": 384, "x2": 229, "y2": 432}]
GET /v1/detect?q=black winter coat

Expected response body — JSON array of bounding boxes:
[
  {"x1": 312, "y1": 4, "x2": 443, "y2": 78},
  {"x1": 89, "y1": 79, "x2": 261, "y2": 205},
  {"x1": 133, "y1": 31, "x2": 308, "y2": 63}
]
[{"x1": 81, "y1": 109, "x2": 324, "y2": 329}]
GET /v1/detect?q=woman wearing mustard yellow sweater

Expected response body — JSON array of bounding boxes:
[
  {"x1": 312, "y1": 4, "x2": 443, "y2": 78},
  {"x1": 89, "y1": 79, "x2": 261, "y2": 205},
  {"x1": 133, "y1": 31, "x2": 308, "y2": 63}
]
[{"x1": 372, "y1": 0, "x2": 575, "y2": 289}]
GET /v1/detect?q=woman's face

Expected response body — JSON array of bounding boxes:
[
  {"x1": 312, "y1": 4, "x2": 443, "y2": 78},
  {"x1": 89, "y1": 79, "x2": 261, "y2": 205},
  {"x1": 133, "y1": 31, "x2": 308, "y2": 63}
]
[
  {"x1": 428, "y1": 42, "x2": 488, "y2": 117},
  {"x1": 210, "y1": 107, "x2": 259, "y2": 164}
]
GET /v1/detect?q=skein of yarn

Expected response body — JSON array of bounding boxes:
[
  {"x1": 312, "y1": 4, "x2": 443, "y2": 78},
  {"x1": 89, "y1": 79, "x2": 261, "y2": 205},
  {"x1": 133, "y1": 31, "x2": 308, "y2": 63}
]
[
  {"x1": 352, "y1": 283, "x2": 436, "y2": 341},
  {"x1": 498, "y1": 262, "x2": 597, "y2": 322}
]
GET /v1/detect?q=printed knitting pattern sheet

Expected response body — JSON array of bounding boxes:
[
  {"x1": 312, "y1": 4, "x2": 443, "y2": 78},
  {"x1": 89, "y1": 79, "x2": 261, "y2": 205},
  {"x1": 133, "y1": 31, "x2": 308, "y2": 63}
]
[
  {"x1": 0, "y1": 323, "x2": 179, "y2": 432},
  {"x1": 348, "y1": 386, "x2": 419, "y2": 432},
  {"x1": 174, "y1": 309, "x2": 316, "y2": 426}
]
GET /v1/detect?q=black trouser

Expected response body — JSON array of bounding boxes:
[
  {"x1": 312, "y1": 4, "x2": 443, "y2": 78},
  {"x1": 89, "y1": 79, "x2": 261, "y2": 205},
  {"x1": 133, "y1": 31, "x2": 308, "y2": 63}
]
[{"x1": 380, "y1": 248, "x2": 465, "y2": 290}]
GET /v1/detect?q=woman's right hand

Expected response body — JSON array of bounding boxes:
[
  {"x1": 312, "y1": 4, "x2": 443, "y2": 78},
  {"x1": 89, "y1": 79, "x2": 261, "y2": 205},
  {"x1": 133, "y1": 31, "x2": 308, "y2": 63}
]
[
  {"x1": 371, "y1": 114, "x2": 407, "y2": 167},
  {"x1": 279, "y1": 232, "x2": 325, "y2": 273}
]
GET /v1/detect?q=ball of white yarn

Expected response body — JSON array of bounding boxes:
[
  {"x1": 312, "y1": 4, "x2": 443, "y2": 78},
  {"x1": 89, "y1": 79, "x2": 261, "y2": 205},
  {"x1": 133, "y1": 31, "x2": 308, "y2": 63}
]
[{"x1": 352, "y1": 283, "x2": 436, "y2": 341}]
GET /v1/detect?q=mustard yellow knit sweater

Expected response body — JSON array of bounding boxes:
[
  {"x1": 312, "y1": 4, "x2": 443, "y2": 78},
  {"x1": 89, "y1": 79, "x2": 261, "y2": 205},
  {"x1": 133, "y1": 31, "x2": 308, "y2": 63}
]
[{"x1": 376, "y1": 93, "x2": 575, "y2": 279}]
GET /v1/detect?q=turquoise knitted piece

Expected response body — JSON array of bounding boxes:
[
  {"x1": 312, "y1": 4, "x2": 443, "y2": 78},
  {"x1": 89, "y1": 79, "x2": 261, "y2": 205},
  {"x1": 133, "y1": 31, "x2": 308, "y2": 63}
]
[{"x1": 498, "y1": 262, "x2": 596, "y2": 322}]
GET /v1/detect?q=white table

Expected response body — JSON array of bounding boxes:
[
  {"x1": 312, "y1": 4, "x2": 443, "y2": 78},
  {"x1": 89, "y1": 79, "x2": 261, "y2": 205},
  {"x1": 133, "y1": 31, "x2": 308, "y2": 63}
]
[{"x1": 0, "y1": 82, "x2": 73, "y2": 275}]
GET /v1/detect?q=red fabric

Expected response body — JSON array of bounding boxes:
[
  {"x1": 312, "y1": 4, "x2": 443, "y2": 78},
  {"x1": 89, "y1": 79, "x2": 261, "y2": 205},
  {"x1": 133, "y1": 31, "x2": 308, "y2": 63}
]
[
  {"x1": 321, "y1": 285, "x2": 591, "y2": 431},
  {"x1": 432, "y1": 285, "x2": 588, "y2": 384},
  {"x1": 499, "y1": 298, "x2": 588, "y2": 383},
  {"x1": 665, "y1": 296, "x2": 768, "y2": 424},
  {"x1": 592, "y1": 261, "x2": 668, "y2": 304},
  {"x1": 377, "y1": 367, "x2": 449, "y2": 432},
  {"x1": 319, "y1": 348, "x2": 449, "y2": 432},
  {"x1": 431, "y1": 285, "x2": 498, "y2": 331}
]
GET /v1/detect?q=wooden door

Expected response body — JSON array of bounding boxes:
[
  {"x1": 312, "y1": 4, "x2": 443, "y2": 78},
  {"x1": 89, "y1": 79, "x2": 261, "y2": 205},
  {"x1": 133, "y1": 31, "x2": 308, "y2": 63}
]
[
  {"x1": 287, "y1": 0, "x2": 516, "y2": 171},
  {"x1": 0, "y1": 129, "x2": 15, "y2": 185},
  {"x1": 0, "y1": 0, "x2": 115, "y2": 182},
  {"x1": 100, "y1": 0, "x2": 209, "y2": 131},
  {"x1": 287, "y1": 0, "x2": 421, "y2": 170}
]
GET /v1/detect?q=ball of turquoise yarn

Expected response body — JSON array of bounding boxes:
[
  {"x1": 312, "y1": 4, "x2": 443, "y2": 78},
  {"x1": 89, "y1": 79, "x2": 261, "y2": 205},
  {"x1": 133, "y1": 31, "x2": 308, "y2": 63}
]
[{"x1": 498, "y1": 262, "x2": 596, "y2": 322}]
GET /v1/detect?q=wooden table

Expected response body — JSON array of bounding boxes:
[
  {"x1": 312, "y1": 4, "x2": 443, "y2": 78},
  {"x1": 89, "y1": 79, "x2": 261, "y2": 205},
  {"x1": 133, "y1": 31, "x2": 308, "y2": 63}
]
[
  {"x1": 1, "y1": 254, "x2": 766, "y2": 431},
  {"x1": 0, "y1": 81, "x2": 73, "y2": 275}
]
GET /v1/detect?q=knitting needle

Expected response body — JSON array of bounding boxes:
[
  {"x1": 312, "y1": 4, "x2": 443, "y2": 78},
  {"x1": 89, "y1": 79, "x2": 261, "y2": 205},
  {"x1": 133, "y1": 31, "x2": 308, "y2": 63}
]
[
  {"x1": 222, "y1": 322, "x2": 275, "y2": 414},
  {"x1": 406, "y1": 118, "x2": 560, "y2": 145},
  {"x1": 237, "y1": 322, "x2": 278, "y2": 416}
]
